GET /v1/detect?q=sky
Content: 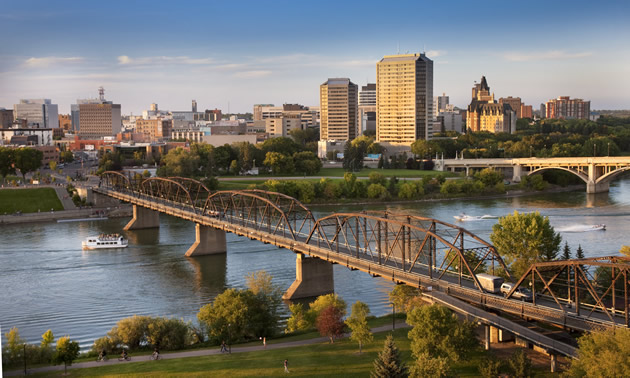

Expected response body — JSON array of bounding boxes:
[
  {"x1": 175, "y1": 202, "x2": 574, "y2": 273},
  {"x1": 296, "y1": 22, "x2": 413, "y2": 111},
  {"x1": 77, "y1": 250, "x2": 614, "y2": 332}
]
[{"x1": 1, "y1": 0, "x2": 629, "y2": 115}]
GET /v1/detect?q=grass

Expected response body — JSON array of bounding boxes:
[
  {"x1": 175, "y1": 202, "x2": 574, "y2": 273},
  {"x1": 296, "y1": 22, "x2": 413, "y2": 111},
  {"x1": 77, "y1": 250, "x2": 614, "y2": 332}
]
[
  {"x1": 29, "y1": 326, "x2": 554, "y2": 377},
  {"x1": 317, "y1": 167, "x2": 454, "y2": 178},
  {"x1": 0, "y1": 188, "x2": 64, "y2": 214}
]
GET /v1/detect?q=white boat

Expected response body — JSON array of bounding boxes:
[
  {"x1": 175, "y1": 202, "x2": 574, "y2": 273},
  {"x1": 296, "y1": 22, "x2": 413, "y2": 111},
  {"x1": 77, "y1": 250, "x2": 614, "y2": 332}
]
[
  {"x1": 591, "y1": 224, "x2": 606, "y2": 231},
  {"x1": 82, "y1": 233, "x2": 128, "y2": 249},
  {"x1": 454, "y1": 214, "x2": 498, "y2": 222}
]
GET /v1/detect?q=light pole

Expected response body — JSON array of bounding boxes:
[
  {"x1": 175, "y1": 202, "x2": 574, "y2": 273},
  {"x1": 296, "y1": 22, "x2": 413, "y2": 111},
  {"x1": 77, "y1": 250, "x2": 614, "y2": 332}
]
[
  {"x1": 593, "y1": 143, "x2": 596, "y2": 157},
  {"x1": 227, "y1": 323, "x2": 231, "y2": 354},
  {"x1": 391, "y1": 302, "x2": 396, "y2": 331},
  {"x1": 608, "y1": 143, "x2": 610, "y2": 157}
]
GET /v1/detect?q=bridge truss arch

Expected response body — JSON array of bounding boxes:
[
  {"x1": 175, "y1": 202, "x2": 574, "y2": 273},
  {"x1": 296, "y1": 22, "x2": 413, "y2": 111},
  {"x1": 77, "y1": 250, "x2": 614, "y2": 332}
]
[
  {"x1": 305, "y1": 212, "x2": 511, "y2": 293},
  {"x1": 100, "y1": 171, "x2": 132, "y2": 191},
  {"x1": 202, "y1": 190, "x2": 314, "y2": 240},
  {"x1": 168, "y1": 177, "x2": 212, "y2": 207},
  {"x1": 139, "y1": 177, "x2": 198, "y2": 212}
]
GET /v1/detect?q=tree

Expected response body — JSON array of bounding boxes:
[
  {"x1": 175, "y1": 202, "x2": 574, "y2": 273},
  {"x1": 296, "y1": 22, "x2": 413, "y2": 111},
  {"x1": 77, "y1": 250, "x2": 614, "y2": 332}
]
[
  {"x1": 286, "y1": 303, "x2": 310, "y2": 333},
  {"x1": 569, "y1": 327, "x2": 630, "y2": 377},
  {"x1": 474, "y1": 168, "x2": 503, "y2": 187},
  {"x1": 263, "y1": 151, "x2": 294, "y2": 174},
  {"x1": 371, "y1": 335, "x2": 408, "y2": 378},
  {"x1": 345, "y1": 301, "x2": 373, "y2": 353},
  {"x1": 293, "y1": 151, "x2": 322, "y2": 175},
  {"x1": 316, "y1": 305, "x2": 345, "y2": 343},
  {"x1": 490, "y1": 211, "x2": 562, "y2": 278},
  {"x1": 562, "y1": 241, "x2": 572, "y2": 260},
  {"x1": 60, "y1": 150, "x2": 74, "y2": 163},
  {"x1": 407, "y1": 304, "x2": 477, "y2": 362},
  {"x1": 507, "y1": 349, "x2": 532, "y2": 378},
  {"x1": 620, "y1": 245, "x2": 630, "y2": 257},
  {"x1": 0, "y1": 147, "x2": 16, "y2": 183},
  {"x1": 111, "y1": 315, "x2": 151, "y2": 349},
  {"x1": 367, "y1": 183, "x2": 389, "y2": 199},
  {"x1": 157, "y1": 147, "x2": 200, "y2": 177},
  {"x1": 245, "y1": 270, "x2": 283, "y2": 336},
  {"x1": 576, "y1": 244, "x2": 585, "y2": 259},
  {"x1": 410, "y1": 352, "x2": 450, "y2": 378},
  {"x1": 411, "y1": 139, "x2": 441, "y2": 158},
  {"x1": 14, "y1": 148, "x2": 43, "y2": 181},
  {"x1": 229, "y1": 159, "x2": 241, "y2": 175},
  {"x1": 52, "y1": 336, "x2": 80, "y2": 375},
  {"x1": 306, "y1": 293, "x2": 347, "y2": 326},
  {"x1": 259, "y1": 137, "x2": 302, "y2": 156},
  {"x1": 389, "y1": 285, "x2": 420, "y2": 313},
  {"x1": 49, "y1": 160, "x2": 57, "y2": 171}
]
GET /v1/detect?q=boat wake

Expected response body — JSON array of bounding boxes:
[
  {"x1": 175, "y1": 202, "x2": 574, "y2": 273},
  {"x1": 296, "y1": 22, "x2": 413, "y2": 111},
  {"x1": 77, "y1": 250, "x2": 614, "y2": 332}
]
[
  {"x1": 454, "y1": 214, "x2": 498, "y2": 222},
  {"x1": 557, "y1": 224, "x2": 606, "y2": 232}
]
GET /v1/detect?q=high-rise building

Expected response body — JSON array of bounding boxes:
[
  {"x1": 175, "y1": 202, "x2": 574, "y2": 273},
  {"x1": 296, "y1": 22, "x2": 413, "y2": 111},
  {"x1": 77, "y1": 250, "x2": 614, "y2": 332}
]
[
  {"x1": 13, "y1": 99, "x2": 59, "y2": 128},
  {"x1": 435, "y1": 93, "x2": 449, "y2": 116},
  {"x1": 466, "y1": 76, "x2": 515, "y2": 133},
  {"x1": 0, "y1": 108, "x2": 13, "y2": 129},
  {"x1": 521, "y1": 105, "x2": 533, "y2": 119},
  {"x1": 253, "y1": 104, "x2": 278, "y2": 121},
  {"x1": 136, "y1": 118, "x2": 172, "y2": 140},
  {"x1": 359, "y1": 83, "x2": 376, "y2": 134},
  {"x1": 499, "y1": 97, "x2": 522, "y2": 118},
  {"x1": 545, "y1": 96, "x2": 590, "y2": 120},
  {"x1": 320, "y1": 78, "x2": 358, "y2": 141},
  {"x1": 376, "y1": 53, "x2": 433, "y2": 145},
  {"x1": 192, "y1": 100, "x2": 197, "y2": 113},
  {"x1": 78, "y1": 88, "x2": 122, "y2": 139}
]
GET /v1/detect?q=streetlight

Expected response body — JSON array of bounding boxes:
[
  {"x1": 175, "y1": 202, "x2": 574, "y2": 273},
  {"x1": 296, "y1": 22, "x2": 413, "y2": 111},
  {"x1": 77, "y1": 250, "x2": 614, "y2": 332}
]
[
  {"x1": 593, "y1": 143, "x2": 596, "y2": 157},
  {"x1": 390, "y1": 302, "x2": 396, "y2": 331},
  {"x1": 608, "y1": 143, "x2": 610, "y2": 157},
  {"x1": 227, "y1": 323, "x2": 232, "y2": 353}
]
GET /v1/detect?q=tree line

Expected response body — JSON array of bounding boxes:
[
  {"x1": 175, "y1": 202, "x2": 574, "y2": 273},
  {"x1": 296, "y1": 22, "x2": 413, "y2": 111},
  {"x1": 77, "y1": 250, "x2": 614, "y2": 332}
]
[{"x1": 0, "y1": 146, "x2": 44, "y2": 183}]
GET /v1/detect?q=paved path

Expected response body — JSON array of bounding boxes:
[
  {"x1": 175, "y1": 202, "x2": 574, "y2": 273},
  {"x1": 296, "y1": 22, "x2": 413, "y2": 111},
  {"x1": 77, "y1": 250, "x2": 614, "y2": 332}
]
[
  {"x1": 53, "y1": 186, "x2": 77, "y2": 210},
  {"x1": 5, "y1": 322, "x2": 409, "y2": 376}
]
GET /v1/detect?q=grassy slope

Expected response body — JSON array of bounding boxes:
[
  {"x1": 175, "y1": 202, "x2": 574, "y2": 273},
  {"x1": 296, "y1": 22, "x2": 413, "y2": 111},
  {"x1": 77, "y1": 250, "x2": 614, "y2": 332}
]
[
  {"x1": 0, "y1": 188, "x2": 64, "y2": 213},
  {"x1": 30, "y1": 327, "x2": 552, "y2": 377}
]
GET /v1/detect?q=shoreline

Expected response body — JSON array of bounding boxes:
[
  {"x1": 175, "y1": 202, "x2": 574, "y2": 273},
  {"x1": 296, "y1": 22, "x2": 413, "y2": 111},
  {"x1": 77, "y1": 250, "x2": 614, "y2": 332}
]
[{"x1": 0, "y1": 205, "x2": 132, "y2": 225}]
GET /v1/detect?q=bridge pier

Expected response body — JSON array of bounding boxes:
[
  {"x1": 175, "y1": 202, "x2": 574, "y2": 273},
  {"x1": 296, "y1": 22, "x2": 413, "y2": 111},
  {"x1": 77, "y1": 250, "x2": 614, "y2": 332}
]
[
  {"x1": 185, "y1": 224, "x2": 227, "y2": 256},
  {"x1": 586, "y1": 180, "x2": 610, "y2": 194},
  {"x1": 283, "y1": 253, "x2": 334, "y2": 300},
  {"x1": 550, "y1": 353, "x2": 557, "y2": 373},
  {"x1": 512, "y1": 164, "x2": 522, "y2": 183},
  {"x1": 124, "y1": 205, "x2": 159, "y2": 230}
]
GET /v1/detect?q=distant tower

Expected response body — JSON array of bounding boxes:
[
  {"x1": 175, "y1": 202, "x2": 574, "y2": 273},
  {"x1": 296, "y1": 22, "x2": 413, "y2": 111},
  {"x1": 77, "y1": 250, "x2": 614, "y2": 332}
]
[
  {"x1": 150, "y1": 103, "x2": 158, "y2": 111},
  {"x1": 192, "y1": 100, "x2": 197, "y2": 113},
  {"x1": 98, "y1": 86, "x2": 105, "y2": 101}
]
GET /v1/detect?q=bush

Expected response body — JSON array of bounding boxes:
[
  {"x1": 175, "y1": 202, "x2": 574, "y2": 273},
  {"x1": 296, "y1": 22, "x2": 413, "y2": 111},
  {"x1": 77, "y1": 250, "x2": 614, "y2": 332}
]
[
  {"x1": 146, "y1": 317, "x2": 190, "y2": 350},
  {"x1": 478, "y1": 356, "x2": 502, "y2": 378},
  {"x1": 520, "y1": 174, "x2": 547, "y2": 190},
  {"x1": 368, "y1": 172, "x2": 387, "y2": 186},
  {"x1": 439, "y1": 180, "x2": 460, "y2": 194},
  {"x1": 474, "y1": 168, "x2": 503, "y2": 187},
  {"x1": 92, "y1": 336, "x2": 118, "y2": 354},
  {"x1": 286, "y1": 303, "x2": 310, "y2": 333},
  {"x1": 398, "y1": 182, "x2": 418, "y2": 199},
  {"x1": 508, "y1": 349, "x2": 532, "y2": 378},
  {"x1": 112, "y1": 315, "x2": 151, "y2": 349},
  {"x1": 367, "y1": 183, "x2": 389, "y2": 199}
]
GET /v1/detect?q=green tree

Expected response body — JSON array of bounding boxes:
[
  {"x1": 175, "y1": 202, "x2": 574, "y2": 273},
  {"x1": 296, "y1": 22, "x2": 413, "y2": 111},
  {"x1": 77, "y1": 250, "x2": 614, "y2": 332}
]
[
  {"x1": 407, "y1": 304, "x2": 477, "y2": 362},
  {"x1": 389, "y1": 285, "x2": 420, "y2": 313},
  {"x1": 507, "y1": 349, "x2": 532, "y2": 378},
  {"x1": 411, "y1": 139, "x2": 441, "y2": 158},
  {"x1": 145, "y1": 317, "x2": 190, "y2": 350},
  {"x1": 367, "y1": 183, "x2": 389, "y2": 199},
  {"x1": 345, "y1": 301, "x2": 373, "y2": 353},
  {"x1": 474, "y1": 168, "x2": 503, "y2": 187},
  {"x1": 259, "y1": 137, "x2": 302, "y2": 156},
  {"x1": 52, "y1": 336, "x2": 80, "y2": 375},
  {"x1": 478, "y1": 355, "x2": 502, "y2": 378},
  {"x1": 569, "y1": 327, "x2": 630, "y2": 377},
  {"x1": 2, "y1": 327, "x2": 25, "y2": 366},
  {"x1": 213, "y1": 144, "x2": 237, "y2": 172},
  {"x1": 306, "y1": 293, "x2": 347, "y2": 326},
  {"x1": 562, "y1": 241, "x2": 572, "y2": 260},
  {"x1": 229, "y1": 159, "x2": 241, "y2": 175},
  {"x1": 110, "y1": 315, "x2": 151, "y2": 349},
  {"x1": 371, "y1": 335, "x2": 408, "y2": 378},
  {"x1": 620, "y1": 245, "x2": 630, "y2": 257},
  {"x1": 245, "y1": 270, "x2": 283, "y2": 336},
  {"x1": 285, "y1": 303, "x2": 310, "y2": 333},
  {"x1": 60, "y1": 150, "x2": 74, "y2": 163},
  {"x1": 490, "y1": 211, "x2": 561, "y2": 278},
  {"x1": 410, "y1": 352, "x2": 451, "y2": 378},
  {"x1": 263, "y1": 151, "x2": 294, "y2": 174},
  {"x1": 14, "y1": 148, "x2": 43, "y2": 181},
  {"x1": 0, "y1": 147, "x2": 16, "y2": 183},
  {"x1": 49, "y1": 160, "x2": 57, "y2": 171},
  {"x1": 576, "y1": 244, "x2": 585, "y2": 260},
  {"x1": 398, "y1": 182, "x2": 418, "y2": 199},
  {"x1": 293, "y1": 151, "x2": 322, "y2": 175},
  {"x1": 157, "y1": 147, "x2": 200, "y2": 177}
]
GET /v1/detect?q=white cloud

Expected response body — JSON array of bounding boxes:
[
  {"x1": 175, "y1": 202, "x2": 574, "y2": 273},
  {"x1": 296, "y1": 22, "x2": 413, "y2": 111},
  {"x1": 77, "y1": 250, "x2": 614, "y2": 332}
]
[
  {"x1": 503, "y1": 50, "x2": 592, "y2": 62},
  {"x1": 426, "y1": 50, "x2": 447, "y2": 58},
  {"x1": 25, "y1": 56, "x2": 83, "y2": 67},
  {"x1": 117, "y1": 55, "x2": 214, "y2": 66},
  {"x1": 233, "y1": 70, "x2": 272, "y2": 78}
]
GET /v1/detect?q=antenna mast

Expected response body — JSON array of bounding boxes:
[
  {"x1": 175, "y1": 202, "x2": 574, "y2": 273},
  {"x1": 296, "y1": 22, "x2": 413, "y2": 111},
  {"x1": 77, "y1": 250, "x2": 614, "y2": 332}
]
[{"x1": 98, "y1": 86, "x2": 105, "y2": 101}]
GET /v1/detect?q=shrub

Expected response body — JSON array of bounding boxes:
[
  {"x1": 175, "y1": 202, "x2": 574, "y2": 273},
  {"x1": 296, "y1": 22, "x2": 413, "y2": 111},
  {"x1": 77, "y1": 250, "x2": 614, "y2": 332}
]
[
  {"x1": 146, "y1": 317, "x2": 190, "y2": 350},
  {"x1": 112, "y1": 315, "x2": 151, "y2": 349},
  {"x1": 92, "y1": 336, "x2": 118, "y2": 354},
  {"x1": 508, "y1": 349, "x2": 532, "y2": 378},
  {"x1": 286, "y1": 303, "x2": 310, "y2": 333},
  {"x1": 474, "y1": 168, "x2": 503, "y2": 187},
  {"x1": 367, "y1": 183, "x2": 389, "y2": 199},
  {"x1": 368, "y1": 172, "x2": 387, "y2": 186},
  {"x1": 398, "y1": 182, "x2": 418, "y2": 199},
  {"x1": 478, "y1": 356, "x2": 502, "y2": 378},
  {"x1": 439, "y1": 180, "x2": 460, "y2": 194}
]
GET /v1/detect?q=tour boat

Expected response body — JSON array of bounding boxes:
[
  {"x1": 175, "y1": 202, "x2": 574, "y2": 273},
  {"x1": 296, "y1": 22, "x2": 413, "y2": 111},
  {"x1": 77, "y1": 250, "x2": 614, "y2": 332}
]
[
  {"x1": 82, "y1": 233, "x2": 128, "y2": 249},
  {"x1": 453, "y1": 214, "x2": 497, "y2": 222}
]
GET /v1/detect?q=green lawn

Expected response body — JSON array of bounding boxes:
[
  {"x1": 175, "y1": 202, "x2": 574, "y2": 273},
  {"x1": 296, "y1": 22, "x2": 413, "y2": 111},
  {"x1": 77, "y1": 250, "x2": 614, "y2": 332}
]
[
  {"x1": 0, "y1": 188, "x2": 64, "y2": 214},
  {"x1": 318, "y1": 167, "x2": 454, "y2": 178},
  {"x1": 30, "y1": 327, "x2": 553, "y2": 377}
]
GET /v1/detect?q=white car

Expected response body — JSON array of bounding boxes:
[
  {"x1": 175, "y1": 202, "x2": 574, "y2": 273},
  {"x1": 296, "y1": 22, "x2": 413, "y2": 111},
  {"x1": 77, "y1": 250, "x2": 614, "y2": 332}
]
[{"x1": 500, "y1": 283, "x2": 533, "y2": 301}]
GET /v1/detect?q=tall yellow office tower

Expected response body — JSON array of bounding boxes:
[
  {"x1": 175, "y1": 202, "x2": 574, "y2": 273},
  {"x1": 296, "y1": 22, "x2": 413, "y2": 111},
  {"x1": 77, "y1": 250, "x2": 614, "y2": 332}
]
[{"x1": 376, "y1": 53, "x2": 433, "y2": 145}]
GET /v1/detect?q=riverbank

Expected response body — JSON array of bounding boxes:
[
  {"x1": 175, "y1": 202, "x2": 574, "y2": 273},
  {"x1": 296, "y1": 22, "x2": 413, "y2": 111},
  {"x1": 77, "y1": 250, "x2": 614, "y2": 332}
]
[
  {"x1": 307, "y1": 183, "x2": 586, "y2": 208},
  {"x1": 0, "y1": 205, "x2": 132, "y2": 225}
]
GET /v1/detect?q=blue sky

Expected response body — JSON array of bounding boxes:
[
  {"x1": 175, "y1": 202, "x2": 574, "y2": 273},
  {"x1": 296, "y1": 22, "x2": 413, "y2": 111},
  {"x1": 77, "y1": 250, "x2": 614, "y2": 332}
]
[{"x1": 1, "y1": 0, "x2": 629, "y2": 114}]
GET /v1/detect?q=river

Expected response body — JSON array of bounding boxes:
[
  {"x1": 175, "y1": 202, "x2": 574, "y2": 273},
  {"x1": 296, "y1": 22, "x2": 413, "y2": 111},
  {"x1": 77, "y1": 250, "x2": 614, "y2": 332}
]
[{"x1": 1, "y1": 177, "x2": 629, "y2": 348}]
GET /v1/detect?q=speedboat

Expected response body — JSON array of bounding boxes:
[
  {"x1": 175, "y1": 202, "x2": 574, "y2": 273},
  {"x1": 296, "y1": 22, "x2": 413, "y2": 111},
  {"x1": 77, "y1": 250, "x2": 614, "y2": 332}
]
[
  {"x1": 591, "y1": 224, "x2": 606, "y2": 231},
  {"x1": 454, "y1": 214, "x2": 483, "y2": 222},
  {"x1": 82, "y1": 233, "x2": 128, "y2": 249}
]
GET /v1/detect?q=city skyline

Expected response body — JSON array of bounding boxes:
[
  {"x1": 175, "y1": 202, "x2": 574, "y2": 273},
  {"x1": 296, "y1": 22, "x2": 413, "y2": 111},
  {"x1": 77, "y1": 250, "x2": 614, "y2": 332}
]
[{"x1": 1, "y1": 0, "x2": 629, "y2": 115}]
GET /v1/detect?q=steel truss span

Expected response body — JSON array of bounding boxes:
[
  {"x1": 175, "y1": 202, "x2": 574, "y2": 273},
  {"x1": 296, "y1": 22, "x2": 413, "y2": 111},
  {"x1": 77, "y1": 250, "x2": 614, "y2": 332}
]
[{"x1": 97, "y1": 172, "x2": 630, "y2": 331}]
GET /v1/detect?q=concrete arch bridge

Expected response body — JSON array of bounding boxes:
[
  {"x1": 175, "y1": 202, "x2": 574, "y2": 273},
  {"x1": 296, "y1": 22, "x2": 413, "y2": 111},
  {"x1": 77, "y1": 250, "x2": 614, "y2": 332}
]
[{"x1": 435, "y1": 157, "x2": 630, "y2": 193}]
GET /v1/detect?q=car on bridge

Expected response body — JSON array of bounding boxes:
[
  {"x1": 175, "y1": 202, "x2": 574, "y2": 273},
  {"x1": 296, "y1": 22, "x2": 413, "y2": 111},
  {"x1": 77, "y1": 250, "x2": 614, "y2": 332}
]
[{"x1": 500, "y1": 283, "x2": 533, "y2": 301}]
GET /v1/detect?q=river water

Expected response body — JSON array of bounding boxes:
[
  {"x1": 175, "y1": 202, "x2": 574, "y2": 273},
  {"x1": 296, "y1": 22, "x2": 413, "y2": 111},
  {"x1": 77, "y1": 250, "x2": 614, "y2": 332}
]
[{"x1": 1, "y1": 177, "x2": 629, "y2": 348}]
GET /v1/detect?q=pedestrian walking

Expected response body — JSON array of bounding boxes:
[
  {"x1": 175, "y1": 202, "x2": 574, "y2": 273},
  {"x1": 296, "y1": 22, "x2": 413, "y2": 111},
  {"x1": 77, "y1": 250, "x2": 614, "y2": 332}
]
[
  {"x1": 284, "y1": 359, "x2": 289, "y2": 373},
  {"x1": 220, "y1": 340, "x2": 227, "y2": 353},
  {"x1": 263, "y1": 337, "x2": 266, "y2": 349}
]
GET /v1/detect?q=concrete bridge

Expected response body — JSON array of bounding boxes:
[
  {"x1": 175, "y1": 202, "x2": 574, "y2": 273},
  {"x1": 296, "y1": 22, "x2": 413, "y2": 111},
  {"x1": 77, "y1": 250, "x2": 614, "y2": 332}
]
[
  {"x1": 93, "y1": 171, "x2": 630, "y2": 360},
  {"x1": 434, "y1": 156, "x2": 630, "y2": 193}
]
